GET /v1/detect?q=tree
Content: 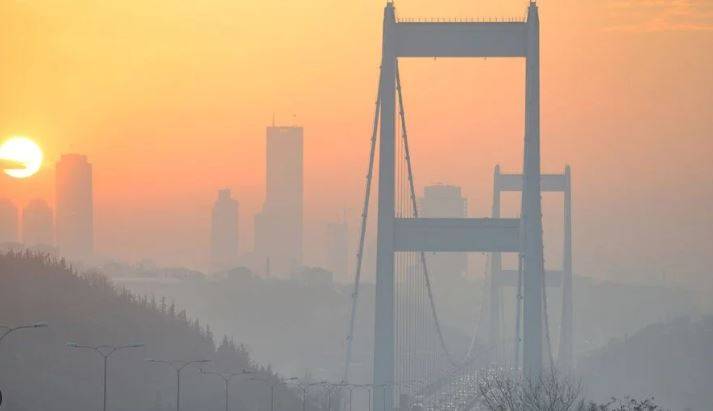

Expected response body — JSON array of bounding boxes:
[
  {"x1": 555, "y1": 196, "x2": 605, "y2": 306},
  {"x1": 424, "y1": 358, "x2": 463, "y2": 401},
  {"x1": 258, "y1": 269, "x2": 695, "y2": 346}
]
[
  {"x1": 477, "y1": 369, "x2": 584, "y2": 411},
  {"x1": 476, "y1": 369, "x2": 665, "y2": 411},
  {"x1": 584, "y1": 397, "x2": 663, "y2": 411}
]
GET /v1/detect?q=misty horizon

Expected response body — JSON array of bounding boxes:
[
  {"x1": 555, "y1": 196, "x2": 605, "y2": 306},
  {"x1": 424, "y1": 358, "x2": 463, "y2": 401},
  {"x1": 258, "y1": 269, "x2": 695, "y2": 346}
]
[
  {"x1": 0, "y1": 1, "x2": 709, "y2": 300},
  {"x1": 0, "y1": 1, "x2": 711, "y2": 410}
]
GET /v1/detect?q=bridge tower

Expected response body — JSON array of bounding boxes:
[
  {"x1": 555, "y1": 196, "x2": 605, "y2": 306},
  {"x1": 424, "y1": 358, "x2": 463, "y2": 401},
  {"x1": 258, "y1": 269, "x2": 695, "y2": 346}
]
[
  {"x1": 372, "y1": 3, "x2": 545, "y2": 410},
  {"x1": 488, "y1": 165, "x2": 574, "y2": 370},
  {"x1": 559, "y1": 165, "x2": 574, "y2": 370}
]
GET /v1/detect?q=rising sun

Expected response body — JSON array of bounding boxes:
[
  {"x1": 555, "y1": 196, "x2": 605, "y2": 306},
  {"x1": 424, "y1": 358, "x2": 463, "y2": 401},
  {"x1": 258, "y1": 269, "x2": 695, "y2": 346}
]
[{"x1": 0, "y1": 136, "x2": 44, "y2": 179}]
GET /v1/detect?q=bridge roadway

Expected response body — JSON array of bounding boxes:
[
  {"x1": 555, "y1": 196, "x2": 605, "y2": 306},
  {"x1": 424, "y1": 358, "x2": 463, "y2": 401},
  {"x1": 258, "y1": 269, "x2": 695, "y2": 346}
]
[
  {"x1": 404, "y1": 359, "x2": 492, "y2": 411},
  {"x1": 419, "y1": 372, "x2": 481, "y2": 411}
]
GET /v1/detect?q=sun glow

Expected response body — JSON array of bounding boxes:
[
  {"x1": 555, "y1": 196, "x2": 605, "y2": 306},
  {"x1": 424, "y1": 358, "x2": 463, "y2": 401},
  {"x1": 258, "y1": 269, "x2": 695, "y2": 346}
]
[{"x1": 0, "y1": 137, "x2": 44, "y2": 179}]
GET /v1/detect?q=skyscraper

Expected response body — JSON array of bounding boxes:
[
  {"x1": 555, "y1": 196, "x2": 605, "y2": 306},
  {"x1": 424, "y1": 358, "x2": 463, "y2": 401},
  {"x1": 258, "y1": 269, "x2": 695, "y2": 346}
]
[
  {"x1": 254, "y1": 126, "x2": 303, "y2": 276},
  {"x1": 0, "y1": 199, "x2": 19, "y2": 244},
  {"x1": 420, "y1": 184, "x2": 468, "y2": 219},
  {"x1": 325, "y1": 221, "x2": 349, "y2": 282},
  {"x1": 22, "y1": 199, "x2": 54, "y2": 246},
  {"x1": 419, "y1": 184, "x2": 469, "y2": 278},
  {"x1": 211, "y1": 189, "x2": 239, "y2": 270},
  {"x1": 55, "y1": 154, "x2": 93, "y2": 259}
]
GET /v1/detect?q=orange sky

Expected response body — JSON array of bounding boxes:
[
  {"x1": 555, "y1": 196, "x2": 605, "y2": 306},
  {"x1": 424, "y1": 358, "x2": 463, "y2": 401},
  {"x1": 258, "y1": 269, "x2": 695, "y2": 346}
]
[{"x1": 0, "y1": 0, "x2": 711, "y2": 294}]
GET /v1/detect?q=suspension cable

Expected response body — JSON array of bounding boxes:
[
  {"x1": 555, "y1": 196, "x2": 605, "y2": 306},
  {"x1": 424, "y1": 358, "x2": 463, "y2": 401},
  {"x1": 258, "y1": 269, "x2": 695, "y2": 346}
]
[
  {"x1": 342, "y1": 67, "x2": 383, "y2": 383},
  {"x1": 395, "y1": 60, "x2": 458, "y2": 369}
]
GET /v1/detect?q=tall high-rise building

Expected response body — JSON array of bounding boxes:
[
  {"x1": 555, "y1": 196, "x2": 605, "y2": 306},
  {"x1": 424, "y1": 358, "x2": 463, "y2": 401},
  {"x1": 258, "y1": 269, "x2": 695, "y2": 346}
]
[
  {"x1": 420, "y1": 184, "x2": 468, "y2": 218},
  {"x1": 325, "y1": 221, "x2": 349, "y2": 282},
  {"x1": 55, "y1": 154, "x2": 93, "y2": 259},
  {"x1": 22, "y1": 199, "x2": 54, "y2": 246},
  {"x1": 0, "y1": 199, "x2": 19, "y2": 244},
  {"x1": 254, "y1": 126, "x2": 303, "y2": 276},
  {"x1": 419, "y1": 184, "x2": 469, "y2": 278},
  {"x1": 211, "y1": 189, "x2": 239, "y2": 270}
]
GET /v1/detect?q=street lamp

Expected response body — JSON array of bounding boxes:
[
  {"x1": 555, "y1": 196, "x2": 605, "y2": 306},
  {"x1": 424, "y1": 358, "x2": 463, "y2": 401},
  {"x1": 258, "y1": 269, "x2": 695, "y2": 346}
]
[
  {"x1": 0, "y1": 322, "x2": 48, "y2": 344},
  {"x1": 199, "y1": 369, "x2": 252, "y2": 411},
  {"x1": 66, "y1": 342, "x2": 144, "y2": 411},
  {"x1": 146, "y1": 358, "x2": 210, "y2": 411}
]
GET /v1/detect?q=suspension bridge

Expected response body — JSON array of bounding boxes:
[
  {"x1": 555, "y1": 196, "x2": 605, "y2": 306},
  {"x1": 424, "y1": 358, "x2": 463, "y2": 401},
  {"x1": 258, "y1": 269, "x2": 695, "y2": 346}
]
[{"x1": 342, "y1": 2, "x2": 574, "y2": 410}]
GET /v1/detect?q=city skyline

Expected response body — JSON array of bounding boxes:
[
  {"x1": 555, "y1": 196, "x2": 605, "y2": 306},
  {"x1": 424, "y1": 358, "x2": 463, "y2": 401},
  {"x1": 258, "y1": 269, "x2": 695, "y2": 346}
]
[
  {"x1": 0, "y1": 1, "x2": 710, "y2": 409},
  {"x1": 0, "y1": 0, "x2": 710, "y2": 293}
]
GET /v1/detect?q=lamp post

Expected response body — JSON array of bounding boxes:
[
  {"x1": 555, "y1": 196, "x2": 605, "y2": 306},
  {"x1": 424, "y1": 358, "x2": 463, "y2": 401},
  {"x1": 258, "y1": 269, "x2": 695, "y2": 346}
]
[
  {"x1": 0, "y1": 322, "x2": 48, "y2": 344},
  {"x1": 199, "y1": 369, "x2": 252, "y2": 411},
  {"x1": 146, "y1": 358, "x2": 210, "y2": 411},
  {"x1": 66, "y1": 342, "x2": 143, "y2": 411}
]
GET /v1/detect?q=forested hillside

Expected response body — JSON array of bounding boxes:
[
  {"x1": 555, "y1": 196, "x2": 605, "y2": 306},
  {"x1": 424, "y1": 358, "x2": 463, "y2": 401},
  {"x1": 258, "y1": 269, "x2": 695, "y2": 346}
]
[
  {"x1": 0, "y1": 252, "x2": 300, "y2": 411},
  {"x1": 580, "y1": 315, "x2": 713, "y2": 411}
]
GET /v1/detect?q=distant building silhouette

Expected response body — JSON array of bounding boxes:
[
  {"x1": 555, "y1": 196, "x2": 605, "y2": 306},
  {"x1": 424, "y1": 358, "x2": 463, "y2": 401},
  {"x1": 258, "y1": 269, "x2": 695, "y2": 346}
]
[
  {"x1": 254, "y1": 126, "x2": 303, "y2": 276},
  {"x1": 211, "y1": 189, "x2": 239, "y2": 270},
  {"x1": 22, "y1": 199, "x2": 54, "y2": 246},
  {"x1": 55, "y1": 154, "x2": 93, "y2": 259},
  {"x1": 418, "y1": 184, "x2": 468, "y2": 278},
  {"x1": 0, "y1": 199, "x2": 18, "y2": 244},
  {"x1": 325, "y1": 221, "x2": 349, "y2": 282}
]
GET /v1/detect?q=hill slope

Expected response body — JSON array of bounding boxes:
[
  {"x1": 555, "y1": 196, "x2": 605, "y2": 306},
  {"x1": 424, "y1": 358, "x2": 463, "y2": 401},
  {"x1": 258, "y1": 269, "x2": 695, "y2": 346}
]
[
  {"x1": 0, "y1": 252, "x2": 298, "y2": 411},
  {"x1": 579, "y1": 315, "x2": 713, "y2": 410}
]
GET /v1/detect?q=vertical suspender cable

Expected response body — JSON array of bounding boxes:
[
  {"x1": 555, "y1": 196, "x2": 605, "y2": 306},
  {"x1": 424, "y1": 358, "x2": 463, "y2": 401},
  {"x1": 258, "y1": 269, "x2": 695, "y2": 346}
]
[{"x1": 395, "y1": 60, "x2": 458, "y2": 369}]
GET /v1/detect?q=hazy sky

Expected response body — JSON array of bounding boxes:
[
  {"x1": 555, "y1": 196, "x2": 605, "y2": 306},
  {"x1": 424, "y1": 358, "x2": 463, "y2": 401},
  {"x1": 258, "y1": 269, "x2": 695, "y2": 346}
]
[{"x1": 1, "y1": 0, "x2": 711, "y2": 294}]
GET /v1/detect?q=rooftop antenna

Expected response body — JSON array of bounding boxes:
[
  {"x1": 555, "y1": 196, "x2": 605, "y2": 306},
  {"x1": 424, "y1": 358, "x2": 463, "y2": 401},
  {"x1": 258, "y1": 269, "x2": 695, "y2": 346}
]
[{"x1": 272, "y1": 112, "x2": 276, "y2": 127}]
